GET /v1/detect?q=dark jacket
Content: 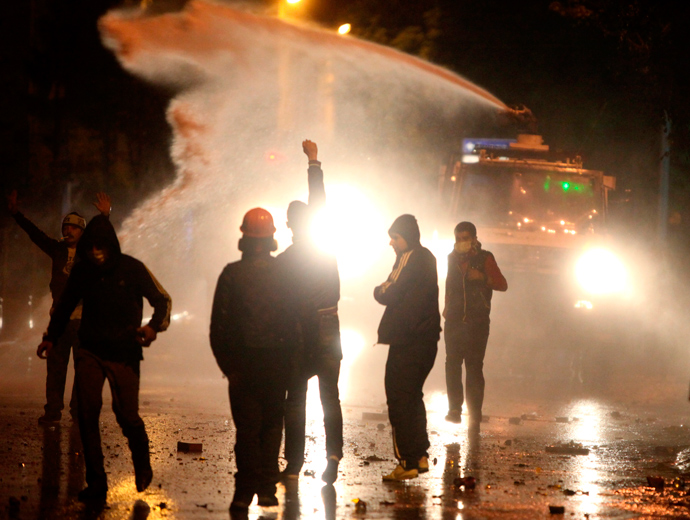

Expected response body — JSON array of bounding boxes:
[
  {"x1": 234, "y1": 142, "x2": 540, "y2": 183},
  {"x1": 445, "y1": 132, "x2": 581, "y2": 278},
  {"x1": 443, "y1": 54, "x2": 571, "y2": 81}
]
[
  {"x1": 210, "y1": 253, "x2": 300, "y2": 377},
  {"x1": 45, "y1": 216, "x2": 172, "y2": 363},
  {"x1": 279, "y1": 241, "x2": 341, "y2": 360},
  {"x1": 374, "y1": 245, "x2": 441, "y2": 345},
  {"x1": 12, "y1": 211, "x2": 75, "y2": 303},
  {"x1": 277, "y1": 160, "x2": 342, "y2": 360},
  {"x1": 445, "y1": 247, "x2": 507, "y2": 324}
]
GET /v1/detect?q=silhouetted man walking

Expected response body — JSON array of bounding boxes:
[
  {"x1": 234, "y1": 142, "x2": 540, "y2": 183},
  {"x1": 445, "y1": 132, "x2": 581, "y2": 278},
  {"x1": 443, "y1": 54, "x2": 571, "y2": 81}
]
[{"x1": 210, "y1": 208, "x2": 300, "y2": 511}]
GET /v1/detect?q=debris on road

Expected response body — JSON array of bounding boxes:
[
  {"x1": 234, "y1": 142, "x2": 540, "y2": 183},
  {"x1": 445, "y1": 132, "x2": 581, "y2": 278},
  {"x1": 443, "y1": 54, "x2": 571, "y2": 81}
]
[
  {"x1": 453, "y1": 476, "x2": 476, "y2": 490},
  {"x1": 177, "y1": 441, "x2": 203, "y2": 453},
  {"x1": 646, "y1": 476, "x2": 665, "y2": 491},
  {"x1": 545, "y1": 441, "x2": 590, "y2": 455}
]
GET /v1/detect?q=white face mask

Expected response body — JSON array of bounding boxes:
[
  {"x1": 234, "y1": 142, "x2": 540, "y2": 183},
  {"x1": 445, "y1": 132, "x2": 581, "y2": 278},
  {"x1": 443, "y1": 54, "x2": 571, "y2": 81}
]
[{"x1": 454, "y1": 240, "x2": 473, "y2": 254}]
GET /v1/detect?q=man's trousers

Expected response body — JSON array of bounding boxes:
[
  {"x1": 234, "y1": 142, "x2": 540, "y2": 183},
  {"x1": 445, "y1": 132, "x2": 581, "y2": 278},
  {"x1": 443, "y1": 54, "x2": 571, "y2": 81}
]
[
  {"x1": 284, "y1": 353, "x2": 343, "y2": 470},
  {"x1": 228, "y1": 349, "x2": 290, "y2": 500},
  {"x1": 75, "y1": 349, "x2": 150, "y2": 492},
  {"x1": 385, "y1": 340, "x2": 437, "y2": 469},
  {"x1": 444, "y1": 319, "x2": 490, "y2": 419},
  {"x1": 44, "y1": 319, "x2": 80, "y2": 419}
]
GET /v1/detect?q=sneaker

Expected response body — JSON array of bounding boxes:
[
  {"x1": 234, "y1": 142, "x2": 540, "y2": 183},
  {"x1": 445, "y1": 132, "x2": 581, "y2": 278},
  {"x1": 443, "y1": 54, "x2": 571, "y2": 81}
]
[
  {"x1": 445, "y1": 410, "x2": 462, "y2": 424},
  {"x1": 135, "y1": 466, "x2": 153, "y2": 492},
  {"x1": 468, "y1": 418, "x2": 481, "y2": 435},
  {"x1": 257, "y1": 494, "x2": 279, "y2": 507},
  {"x1": 382, "y1": 464, "x2": 418, "y2": 481},
  {"x1": 418, "y1": 456, "x2": 429, "y2": 474},
  {"x1": 321, "y1": 457, "x2": 339, "y2": 484},
  {"x1": 77, "y1": 486, "x2": 108, "y2": 503},
  {"x1": 38, "y1": 414, "x2": 61, "y2": 426}
]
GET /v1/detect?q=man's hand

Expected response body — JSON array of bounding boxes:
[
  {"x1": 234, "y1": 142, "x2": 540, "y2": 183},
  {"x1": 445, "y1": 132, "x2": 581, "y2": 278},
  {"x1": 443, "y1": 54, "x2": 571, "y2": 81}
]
[
  {"x1": 136, "y1": 325, "x2": 157, "y2": 347},
  {"x1": 7, "y1": 190, "x2": 18, "y2": 215},
  {"x1": 467, "y1": 268, "x2": 485, "y2": 281},
  {"x1": 37, "y1": 341, "x2": 54, "y2": 359},
  {"x1": 93, "y1": 192, "x2": 111, "y2": 217},
  {"x1": 302, "y1": 140, "x2": 318, "y2": 161}
]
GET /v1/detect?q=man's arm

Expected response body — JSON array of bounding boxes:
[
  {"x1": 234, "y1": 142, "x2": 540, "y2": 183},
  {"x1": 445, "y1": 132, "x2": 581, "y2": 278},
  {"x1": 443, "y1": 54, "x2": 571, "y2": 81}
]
[
  {"x1": 7, "y1": 190, "x2": 60, "y2": 256},
  {"x1": 443, "y1": 255, "x2": 455, "y2": 318},
  {"x1": 136, "y1": 262, "x2": 172, "y2": 346},
  {"x1": 303, "y1": 140, "x2": 326, "y2": 210},
  {"x1": 374, "y1": 250, "x2": 421, "y2": 306},
  {"x1": 210, "y1": 267, "x2": 237, "y2": 375},
  {"x1": 484, "y1": 253, "x2": 508, "y2": 291},
  {"x1": 93, "y1": 192, "x2": 112, "y2": 217}
]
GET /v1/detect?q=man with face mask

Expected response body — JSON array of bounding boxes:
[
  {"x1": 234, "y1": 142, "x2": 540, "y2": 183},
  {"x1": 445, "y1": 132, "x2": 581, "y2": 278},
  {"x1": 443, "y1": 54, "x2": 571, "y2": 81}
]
[
  {"x1": 36, "y1": 215, "x2": 171, "y2": 502},
  {"x1": 374, "y1": 214, "x2": 440, "y2": 481},
  {"x1": 444, "y1": 221, "x2": 507, "y2": 432},
  {"x1": 6, "y1": 190, "x2": 111, "y2": 425}
]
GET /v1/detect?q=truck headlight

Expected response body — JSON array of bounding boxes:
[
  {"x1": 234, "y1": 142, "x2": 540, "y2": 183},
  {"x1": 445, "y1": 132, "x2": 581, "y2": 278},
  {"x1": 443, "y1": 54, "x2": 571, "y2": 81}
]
[{"x1": 575, "y1": 248, "x2": 628, "y2": 295}]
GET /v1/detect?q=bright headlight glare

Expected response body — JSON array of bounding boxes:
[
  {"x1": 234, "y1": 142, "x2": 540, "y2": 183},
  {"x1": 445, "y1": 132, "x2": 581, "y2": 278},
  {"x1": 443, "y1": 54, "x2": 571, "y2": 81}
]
[
  {"x1": 575, "y1": 248, "x2": 628, "y2": 295},
  {"x1": 309, "y1": 184, "x2": 388, "y2": 280}
]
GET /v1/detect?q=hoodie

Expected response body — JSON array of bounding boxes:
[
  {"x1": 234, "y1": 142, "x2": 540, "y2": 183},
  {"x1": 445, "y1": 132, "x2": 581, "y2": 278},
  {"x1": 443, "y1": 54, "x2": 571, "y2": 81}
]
[
  {"x1": 45, "y1": 216, "x2": 172, "y2": 363},
  {"x1": 374, "y1": 216, "x2": 441, "y2": 345}
]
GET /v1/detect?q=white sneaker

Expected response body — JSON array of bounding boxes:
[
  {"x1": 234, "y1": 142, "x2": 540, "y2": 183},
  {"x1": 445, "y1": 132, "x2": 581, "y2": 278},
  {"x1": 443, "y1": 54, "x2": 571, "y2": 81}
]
[
  {"x1": 382, "y1": 464, "x2": 418, "y2": 481},
  {"x1": 418, "y1": 456, "x2": 429, "y2": 473}
]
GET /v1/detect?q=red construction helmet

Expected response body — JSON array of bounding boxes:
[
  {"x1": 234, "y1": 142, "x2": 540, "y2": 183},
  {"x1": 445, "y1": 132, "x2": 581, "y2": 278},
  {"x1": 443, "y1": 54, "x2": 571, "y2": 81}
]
[{"x1": 240, "y1": 208, "x2": 276, "y2": 238}]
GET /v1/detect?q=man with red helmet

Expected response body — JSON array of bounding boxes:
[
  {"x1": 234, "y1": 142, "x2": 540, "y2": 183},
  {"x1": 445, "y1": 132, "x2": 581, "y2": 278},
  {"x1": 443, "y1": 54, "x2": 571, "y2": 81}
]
[{"x1": 210, "y1": 208, "x2": 300, "y2": 512}]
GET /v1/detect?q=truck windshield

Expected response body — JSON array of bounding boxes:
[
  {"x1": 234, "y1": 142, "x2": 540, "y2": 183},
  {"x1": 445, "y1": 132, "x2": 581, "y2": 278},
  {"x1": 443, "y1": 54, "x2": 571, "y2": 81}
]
[{"x1": 457, "y1": 167, "x2": 602, "y2": 230}]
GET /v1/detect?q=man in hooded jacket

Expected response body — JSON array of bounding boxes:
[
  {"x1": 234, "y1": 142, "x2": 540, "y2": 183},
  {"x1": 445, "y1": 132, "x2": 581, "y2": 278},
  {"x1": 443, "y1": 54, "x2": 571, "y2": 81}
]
[
  {"x1": 374, "y1": 214, "x2": 440, "y2": 481},
  {"x1": 36, "y1": 215, "x2": 171, "y2": 502}
]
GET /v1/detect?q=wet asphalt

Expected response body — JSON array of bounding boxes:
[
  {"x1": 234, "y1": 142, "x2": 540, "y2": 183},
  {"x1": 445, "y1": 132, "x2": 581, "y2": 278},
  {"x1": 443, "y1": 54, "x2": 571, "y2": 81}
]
[{"x1": 3, "y1": 371, "x2": 690, "y2": 520}]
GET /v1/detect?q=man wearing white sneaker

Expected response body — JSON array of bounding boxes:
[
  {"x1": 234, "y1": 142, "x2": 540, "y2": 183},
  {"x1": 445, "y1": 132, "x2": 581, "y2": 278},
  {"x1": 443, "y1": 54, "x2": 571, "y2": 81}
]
[{"x1": 374, "y1": 214, "x2": 440, "y2": 481}]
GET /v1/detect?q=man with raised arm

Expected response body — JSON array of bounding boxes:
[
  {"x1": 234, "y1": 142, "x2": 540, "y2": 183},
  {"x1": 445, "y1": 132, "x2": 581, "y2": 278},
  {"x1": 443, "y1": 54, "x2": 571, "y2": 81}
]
[
  {"x1": 36, "y1": 215, "x2": 171, "y2": 502},
  {"x1": 7, "y1": 190, "x2": 111, "y2": 425},
  {"x1": 279, "y1": 140, "x2": 343, "y2": 485}
]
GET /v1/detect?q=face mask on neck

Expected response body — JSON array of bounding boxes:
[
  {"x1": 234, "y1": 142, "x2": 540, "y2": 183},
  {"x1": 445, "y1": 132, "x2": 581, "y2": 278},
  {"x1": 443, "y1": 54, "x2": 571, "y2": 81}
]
[{"x1": 454, "y1": 240, "x2": 473, "y2": 254}]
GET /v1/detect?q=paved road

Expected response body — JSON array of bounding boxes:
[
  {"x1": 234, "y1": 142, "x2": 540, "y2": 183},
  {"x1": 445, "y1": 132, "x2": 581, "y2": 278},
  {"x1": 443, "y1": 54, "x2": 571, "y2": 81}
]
[{"x1": 2, "y1": 371, "x2": 690, "y2": 520}]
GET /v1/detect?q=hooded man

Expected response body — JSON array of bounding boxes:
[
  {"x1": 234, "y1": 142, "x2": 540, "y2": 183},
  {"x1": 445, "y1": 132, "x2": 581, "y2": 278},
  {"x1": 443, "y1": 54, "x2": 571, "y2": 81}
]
[
  {"x1": 444, "y1": 221, "x2": 507, "y2": 432},
  {"x1": 36, "y1": 215, "x2": 171, "y2": 502},
  {"x1": 374, "y1": 214, "x2": 440, "y2": 481},
  {"x1": 210, "y1": 208, "x2": 300, "y2": 511},
  {"x1": 6, "y1": 190, "x2": 111, "y2": 424},
  {"x1": 279, "y1": 140, "x2": 343, "y2": 485}
]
